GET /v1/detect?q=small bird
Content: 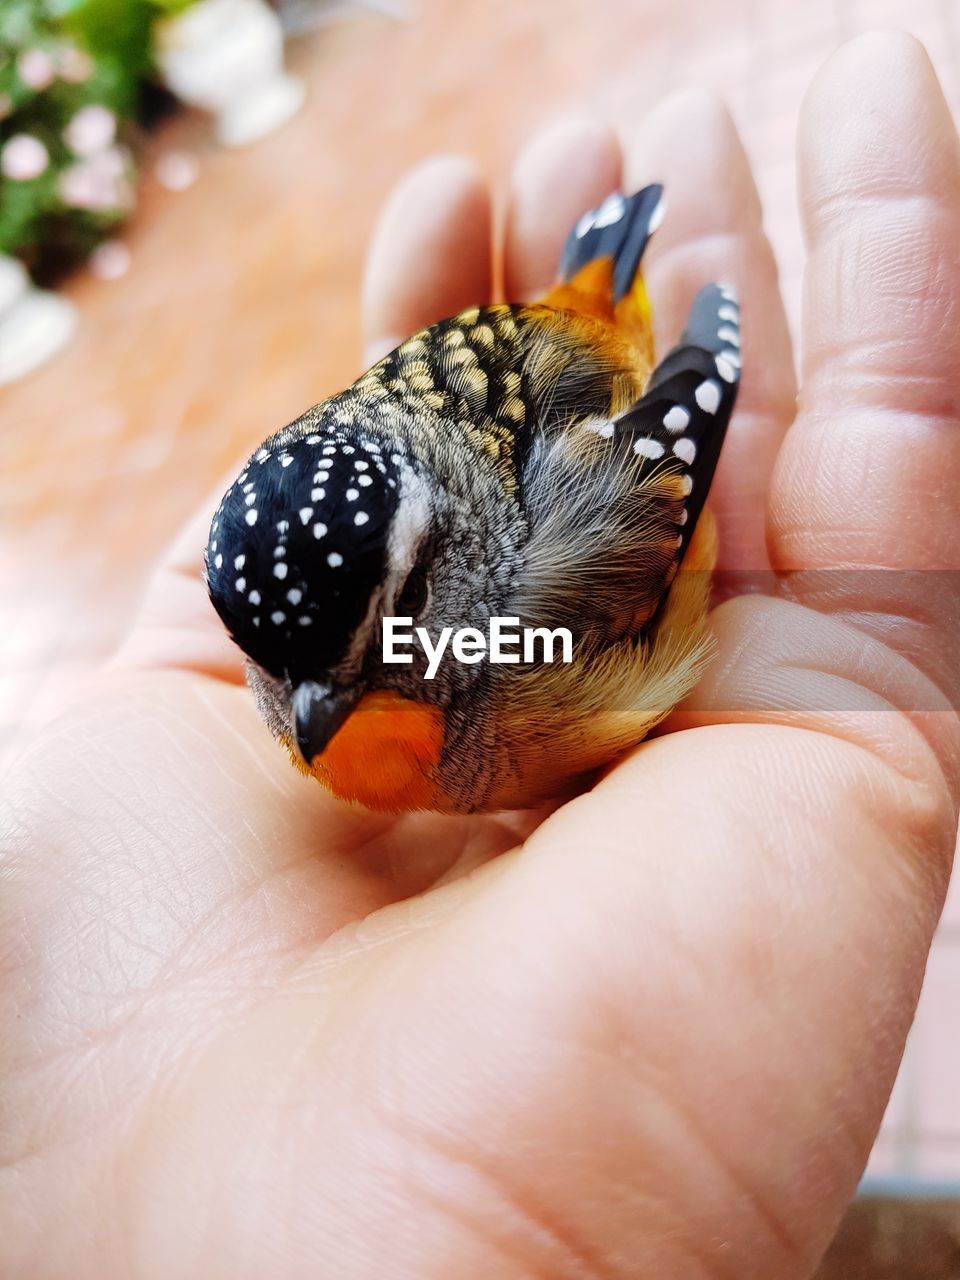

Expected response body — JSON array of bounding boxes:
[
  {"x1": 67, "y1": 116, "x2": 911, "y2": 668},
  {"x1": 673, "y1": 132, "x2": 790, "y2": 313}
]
[{"x1": 205, "y1": 184, "x2": 740, "y2": 813}]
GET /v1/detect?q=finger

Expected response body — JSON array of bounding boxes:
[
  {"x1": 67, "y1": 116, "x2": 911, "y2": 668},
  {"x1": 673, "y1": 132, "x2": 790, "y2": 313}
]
[
  {"x1": 362, "y1": 155, "x2": 493, "y2": 364},
  {"x1": 475, "y1": 723, "x2": 950, "y2": 1277},
  {"x1": 258, "y1": 716, "x2": 953, "y2": 1280},
  {"x1": 502, "y1": 116, "x2": 621, "y2": 303},
  {"x1": 769, "y1": 34, "x2": 960, "y2": 698},
  {"x1": 670, "y1": 590, "x2": 960, "y2": 796},
  {"x1": 111, "y1": 481, "x2": 245, "y2": 683},
  {"x1": 625, "y1": 89, "x2": 797, "y2": 573}
]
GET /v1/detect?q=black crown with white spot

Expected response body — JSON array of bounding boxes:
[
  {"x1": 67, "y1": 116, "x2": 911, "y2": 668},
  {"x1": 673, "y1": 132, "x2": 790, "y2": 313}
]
[{"x1": 206, "y1": 427, "x2": 402, "y2": 681}]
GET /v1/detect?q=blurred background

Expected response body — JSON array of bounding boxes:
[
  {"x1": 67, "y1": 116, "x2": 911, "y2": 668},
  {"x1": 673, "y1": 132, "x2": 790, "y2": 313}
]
[{"x1": 2, "y1": 0, "x2": 959, "y2": 1272}]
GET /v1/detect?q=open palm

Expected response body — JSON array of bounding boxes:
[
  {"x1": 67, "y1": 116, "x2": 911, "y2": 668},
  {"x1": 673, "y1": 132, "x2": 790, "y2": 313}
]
[{"x1": 2, "y1": 33, "x2": 959, "y2": 1280}]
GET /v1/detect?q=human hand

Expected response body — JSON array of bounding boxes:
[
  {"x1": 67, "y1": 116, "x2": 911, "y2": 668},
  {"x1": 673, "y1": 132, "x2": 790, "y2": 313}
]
[{"x1": 2, "y1": 31, "x2": 958, "y2": 1280}]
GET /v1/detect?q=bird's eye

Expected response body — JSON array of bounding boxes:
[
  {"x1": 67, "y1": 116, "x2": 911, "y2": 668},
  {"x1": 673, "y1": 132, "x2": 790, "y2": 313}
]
[{"x1": 397, "y1": 566, "x2": 428, "y2": 617}]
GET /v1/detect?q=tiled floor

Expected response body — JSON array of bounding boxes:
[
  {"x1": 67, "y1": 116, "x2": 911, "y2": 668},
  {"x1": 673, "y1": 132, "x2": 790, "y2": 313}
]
[{"x1": 2, "y1": 0, "x2": 958, "y2": 1184}]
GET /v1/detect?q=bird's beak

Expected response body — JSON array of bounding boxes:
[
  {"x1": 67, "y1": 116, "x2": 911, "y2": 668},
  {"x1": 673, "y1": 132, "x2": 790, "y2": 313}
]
[{"x1": 291, "y1": 680, "x2": 361, "y2": 766}]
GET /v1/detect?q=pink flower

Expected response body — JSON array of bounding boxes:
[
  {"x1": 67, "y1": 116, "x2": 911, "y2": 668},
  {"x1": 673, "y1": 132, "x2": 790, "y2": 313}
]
[
  {"x1": 56, "y1": 45, "x2": 94, "y2": 84},
  {"x1": 17, "y1": 49, "x2": 56, "y2": 92},
  {"x1": 89, "y1": 240, "x2": 132, "y2": 280},
  {"x1": 64, "y1": 105, "x2": 117, "y2": 157},
  {"x1": 58, "y1": 149, "x2": 134, "y2": 213},
  {"x1": 154, "y1": 150, "x2": 200, "y2": 192},
  {"x1": 1, "y1": 134, "x2": 50, "y2": 181}
]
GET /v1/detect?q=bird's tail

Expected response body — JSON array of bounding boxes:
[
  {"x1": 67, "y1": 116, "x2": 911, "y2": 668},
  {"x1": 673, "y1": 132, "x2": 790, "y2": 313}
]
[{"x1": 540, "y1": 184, "x2": 665, "y2": 359}]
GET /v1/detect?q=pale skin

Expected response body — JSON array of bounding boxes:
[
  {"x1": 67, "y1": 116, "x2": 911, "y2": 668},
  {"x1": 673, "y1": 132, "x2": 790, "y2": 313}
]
[{"x1": 1, "y1": 31, "x2": 959, "y2": 1280}]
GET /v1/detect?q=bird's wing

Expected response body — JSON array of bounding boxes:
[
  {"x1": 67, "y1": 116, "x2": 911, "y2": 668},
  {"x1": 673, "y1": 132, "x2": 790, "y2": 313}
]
[{"x1": 510, "y1": 283, "x2": 741, "y2": 643}]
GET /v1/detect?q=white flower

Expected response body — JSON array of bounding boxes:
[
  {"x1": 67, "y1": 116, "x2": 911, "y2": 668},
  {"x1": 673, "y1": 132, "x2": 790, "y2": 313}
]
[
  {"x1": 1, "y1": 134, "x2": 50, "y2": 181},
  {"x1": 64, "y1": 104, "x2": 117, "y2": 157},
  {"x1": 17, "y1": 49, "x2": 55, "y2": 92}
]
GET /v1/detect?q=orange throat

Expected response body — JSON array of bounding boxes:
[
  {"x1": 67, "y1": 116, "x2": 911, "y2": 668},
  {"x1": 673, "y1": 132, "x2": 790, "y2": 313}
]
[{"x1": 283, "y1": 690, "x2": 443, "y2": 812}]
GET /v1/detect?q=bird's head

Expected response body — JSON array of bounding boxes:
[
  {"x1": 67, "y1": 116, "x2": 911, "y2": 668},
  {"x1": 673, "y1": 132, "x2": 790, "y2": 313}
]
[{"x1": 204, "y1": 409, "x2": 501, "y2": 775}]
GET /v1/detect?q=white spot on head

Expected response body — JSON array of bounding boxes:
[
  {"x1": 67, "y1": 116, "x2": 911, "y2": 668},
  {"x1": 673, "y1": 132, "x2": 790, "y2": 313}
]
[
  {"x1": 252, "y1": 616, "x2": 260, "y2": 627},
  {"x1": 673, "y1": 438, "x2": 697, "y2": 465},
  {"x1": 633, "y1": 437, "x2": 665, "y2": 459},
  {"x1": 346, "y1": 488, "x2": 359, "y2": 501},
  {"x1": 355, "y1": 460, "x2": 369, "y2": 471},
  {"x1": 715, "y1": 355, "x2": 737, "y2": 384},
  {"x1": 286, "y1": 587, "x2": 302, "y2": 605},
  {"x1": 277, "y1": 520, "x2": 289, "y2": 534},
  {"x1": 695, "y1": 380, "x2": 722, "y2": 414},
  {"x1": 244, "y1": 492, "x2": 256, "y2": 506},
  {"x1": 342, "y1": 446, "x2": 354, "y2": 454},
  {"x1": 722, "y1": 347, "x2": 741, "y2": 369},
  {"x1": 238, "y1": 471, "x2": 248, "y2": 483},
  {"x1": 663, "y1": 405, "x2": 690, "y2": 434},
  {"x1": 358, "y1": 474, "x2": 372, "y2": 487},
  {"x1": 306, "y1": 434, "x2": 321, "y2": 444},
  {"x1": 243, "y1": 480, "x2": 254, "y2": 492},
  {"x1": 235, "y1": 576, "x2": 246, "y2": 592},
  {"x1": 245, "y1": 509, "x2": 258, "y2": 526},
  {"x1": 311, "y1": 488, "x2": 325, "y2": 501},
  {"x1": 322, "y1": 447, "x2": 336, "y2": 456},
  {"x1": 273, "y1": 562, "x2": 288, "y2": 579},
  {"x1": 274, "y1": 546, "x2": 285, "y2": 559},
  {"x1": 271, "y1": 610, "x2": 285, "y2": 625},
  {"x1": 298, "y1": 615, "x2": 312, "y2": 626},
  {"x1": 717, "y1": 325, "x2": 740, "y2": 346},
  {"x1": 234, "y1": 553, "x2": 245, "y2": 570},
  {"x1": 327, "y1": 551, "x2": 343, "y2": 568},
  {"x1": 299, "y1": 506, "x2": 313, "y2": 525},
  {"x1": 355, "y1": 511, "x2": 369, "y2": 526},
  {"x1": 255, "y1": 448, "x2": 269, "y2": 462},
  {"x1": 313, "y1": 522, "x2": 327, "y2": 539},
  {"x1": 390, "y1": 454, "x2": 403, "y2": 465},
  {"x1": 249, "y1": 589, "x2": 261, "y2": 605},
  {"x1": 280, "y1": 454, "x2": 293, "y2": 468},
  {"x1": 214, "y1": 553, "x2": 223, "y2": 569}
]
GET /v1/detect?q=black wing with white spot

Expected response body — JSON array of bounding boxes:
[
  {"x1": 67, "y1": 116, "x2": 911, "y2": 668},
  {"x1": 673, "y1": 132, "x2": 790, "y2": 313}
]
[{"x1": 616, "y1": 282, "x2": 741, "y2": 563}]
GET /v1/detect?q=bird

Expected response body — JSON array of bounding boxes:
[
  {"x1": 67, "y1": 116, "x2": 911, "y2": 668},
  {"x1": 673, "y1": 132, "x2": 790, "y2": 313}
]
[{"x1": 204, "y1": 184, "x2": 741, "y2": 813}]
